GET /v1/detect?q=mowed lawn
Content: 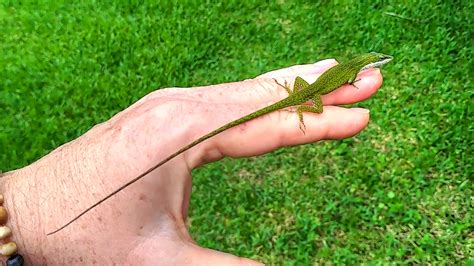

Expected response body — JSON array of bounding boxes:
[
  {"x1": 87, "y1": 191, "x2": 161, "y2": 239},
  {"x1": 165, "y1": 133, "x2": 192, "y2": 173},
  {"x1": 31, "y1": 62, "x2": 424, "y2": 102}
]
[{"x1": 1, "y1": 1, "x2": 471, "y2": 264}]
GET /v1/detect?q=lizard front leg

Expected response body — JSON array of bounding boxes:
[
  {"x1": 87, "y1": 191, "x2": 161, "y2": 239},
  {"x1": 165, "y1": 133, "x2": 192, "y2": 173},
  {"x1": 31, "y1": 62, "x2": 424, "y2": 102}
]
[{"x1": 348, "y1": 73, "x2": 361, "y2": 89}]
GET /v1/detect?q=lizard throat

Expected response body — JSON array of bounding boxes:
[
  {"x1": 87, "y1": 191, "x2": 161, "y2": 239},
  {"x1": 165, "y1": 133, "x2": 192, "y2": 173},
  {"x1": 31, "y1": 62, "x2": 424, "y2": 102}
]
[{"x1": 360, "y1": 57, "x2": 393, "y2": 71}]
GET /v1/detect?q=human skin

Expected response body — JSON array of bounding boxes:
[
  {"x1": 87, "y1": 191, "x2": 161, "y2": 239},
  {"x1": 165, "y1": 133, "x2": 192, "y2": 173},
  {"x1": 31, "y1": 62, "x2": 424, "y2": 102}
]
[{"x1": 0, "y1": 59, "x2": 383, "y2": 265}]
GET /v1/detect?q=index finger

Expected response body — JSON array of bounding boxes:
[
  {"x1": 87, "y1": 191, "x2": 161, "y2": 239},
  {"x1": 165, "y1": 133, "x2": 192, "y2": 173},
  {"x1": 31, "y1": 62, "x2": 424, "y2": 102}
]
[{"x1": 255, "y1": 59, "x2": 338, "y2": 79}]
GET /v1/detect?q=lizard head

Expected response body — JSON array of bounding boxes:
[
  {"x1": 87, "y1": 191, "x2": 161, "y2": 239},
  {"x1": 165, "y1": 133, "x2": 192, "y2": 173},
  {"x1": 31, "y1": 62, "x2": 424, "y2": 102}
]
[{"x1": 360, "y1": 52, "x2": 393, "y2": 71}]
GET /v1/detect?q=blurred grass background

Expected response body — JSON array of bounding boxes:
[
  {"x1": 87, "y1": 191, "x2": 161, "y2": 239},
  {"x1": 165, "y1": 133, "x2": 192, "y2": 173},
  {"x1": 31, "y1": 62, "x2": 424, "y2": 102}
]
[{"x1": 1, "y1": 1, "x2": 472, "y2": 264}]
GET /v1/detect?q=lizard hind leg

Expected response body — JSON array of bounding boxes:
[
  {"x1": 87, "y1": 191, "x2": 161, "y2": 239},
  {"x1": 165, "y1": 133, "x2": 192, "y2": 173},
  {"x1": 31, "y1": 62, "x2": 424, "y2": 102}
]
[
  {"x1": 273, "y1": 78, "x2": 293, "y2": 95},
  {"x1": 273, "y1": 76, "x2": 310, "y2": 95},
  {"x1": 295, "y1": 95, "x2": 323, "y2": 134},
  {"x1": 293, "y1": 76, "x2": 309, "y2": 92}
]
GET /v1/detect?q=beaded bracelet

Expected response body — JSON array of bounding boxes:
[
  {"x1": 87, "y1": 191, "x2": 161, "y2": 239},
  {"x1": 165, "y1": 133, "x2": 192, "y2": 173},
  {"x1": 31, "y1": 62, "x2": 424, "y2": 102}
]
[{"x1": 0, "y1": 194, "x2": 24, "y2": 266}]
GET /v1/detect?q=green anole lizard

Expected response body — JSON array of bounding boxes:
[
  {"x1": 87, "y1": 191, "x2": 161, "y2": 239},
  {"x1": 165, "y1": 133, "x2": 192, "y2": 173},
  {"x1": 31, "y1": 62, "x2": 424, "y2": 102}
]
[{"x1": 48, "y1": 52, "x2": 393, "y2": 235}]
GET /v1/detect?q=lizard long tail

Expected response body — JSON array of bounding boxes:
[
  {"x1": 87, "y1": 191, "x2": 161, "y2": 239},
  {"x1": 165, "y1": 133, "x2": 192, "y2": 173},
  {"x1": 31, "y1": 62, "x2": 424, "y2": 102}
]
[{"x1": 48, "y1": 97, "x2": 294, "y2": 235}]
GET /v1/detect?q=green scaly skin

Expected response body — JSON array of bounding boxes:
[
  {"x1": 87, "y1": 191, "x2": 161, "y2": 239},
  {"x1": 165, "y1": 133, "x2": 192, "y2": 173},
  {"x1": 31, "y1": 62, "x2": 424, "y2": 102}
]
[{"x1": 48, "y1": 52, "x2": 393, "y2": 235}]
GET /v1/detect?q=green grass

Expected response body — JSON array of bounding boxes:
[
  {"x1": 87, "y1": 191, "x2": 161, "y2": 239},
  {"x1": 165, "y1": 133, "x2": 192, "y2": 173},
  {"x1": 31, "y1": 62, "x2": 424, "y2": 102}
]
[{"x1": 1, "y1": 1, "x2": 472, "y2": 264}]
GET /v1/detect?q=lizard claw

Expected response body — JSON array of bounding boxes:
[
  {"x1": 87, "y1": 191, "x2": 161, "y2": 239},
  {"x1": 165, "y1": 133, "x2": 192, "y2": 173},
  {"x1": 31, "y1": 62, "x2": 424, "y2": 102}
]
[{"x1": 299, "y1": 123, "x2": 306, "y2": 134}]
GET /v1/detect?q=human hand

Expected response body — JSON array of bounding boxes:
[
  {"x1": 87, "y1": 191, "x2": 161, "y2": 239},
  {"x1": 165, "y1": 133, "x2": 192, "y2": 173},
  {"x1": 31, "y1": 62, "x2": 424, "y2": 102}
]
[{"x1": 1, "y1": 58, "x2": 383, "y2": 264}]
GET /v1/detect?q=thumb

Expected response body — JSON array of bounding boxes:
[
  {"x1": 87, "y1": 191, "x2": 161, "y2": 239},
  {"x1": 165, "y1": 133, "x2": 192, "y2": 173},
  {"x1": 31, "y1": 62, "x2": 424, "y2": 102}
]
[
  {"x1": 128, "y1": 236, "x2": 264, "y2": 265},
  {"x1": 190, "y1": 245, "x2": 264, "y2": 266}
]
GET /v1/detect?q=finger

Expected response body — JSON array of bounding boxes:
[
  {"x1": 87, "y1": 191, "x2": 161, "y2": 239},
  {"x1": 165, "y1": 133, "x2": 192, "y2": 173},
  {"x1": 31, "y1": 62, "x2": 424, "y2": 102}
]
[
  {"x1": 193, "y1": 105, "x2": 370, "y2": 167},
  {"x1": 142, "y1": 61, "x2": 381, "y2": 110},
  {"x1": 130, "y1": 237, "x2": 264, "y2": 265},
  {"x1": 255, "y1": 59, "x2": 338, "y2": 79},
  {"x1": 321, "y1": 68, "x2": 383, "y2": 105},
  {"x1": 271, "y1": 68, "x2": 383, "y2": 106},
  {"x1": 192, "y1": 245, "x2": 264, "y2": 266}
]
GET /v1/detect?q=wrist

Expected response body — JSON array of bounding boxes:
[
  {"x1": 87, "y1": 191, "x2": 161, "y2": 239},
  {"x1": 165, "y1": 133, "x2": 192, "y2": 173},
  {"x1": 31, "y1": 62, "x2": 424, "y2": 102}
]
[
  {"x1": 0, "y1": 142, "x2": 107, "y2": 264},
  {"x1": 0, "y1": 168, "x2": 44, "y2": 265}
]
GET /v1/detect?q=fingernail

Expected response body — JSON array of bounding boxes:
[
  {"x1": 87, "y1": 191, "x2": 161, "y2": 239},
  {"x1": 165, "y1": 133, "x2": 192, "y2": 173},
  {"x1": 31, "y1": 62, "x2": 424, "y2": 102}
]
[
  {"x1": 351, "y1": 107, "x2": 370, "y2": 114},
  {"x1": 359, "y1": 68, "x2": 380, "y2": 76},
  {"x1": 313, "y1": 59, "x2": 337, "y2": 66}
]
